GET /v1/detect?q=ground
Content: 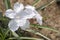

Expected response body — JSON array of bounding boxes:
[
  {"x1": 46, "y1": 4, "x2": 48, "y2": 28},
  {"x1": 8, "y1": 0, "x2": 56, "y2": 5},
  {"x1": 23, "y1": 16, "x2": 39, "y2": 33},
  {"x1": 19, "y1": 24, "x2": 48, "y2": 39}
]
[{"x1": 0, "y1": 0, "x2": 60, "y2": 40}]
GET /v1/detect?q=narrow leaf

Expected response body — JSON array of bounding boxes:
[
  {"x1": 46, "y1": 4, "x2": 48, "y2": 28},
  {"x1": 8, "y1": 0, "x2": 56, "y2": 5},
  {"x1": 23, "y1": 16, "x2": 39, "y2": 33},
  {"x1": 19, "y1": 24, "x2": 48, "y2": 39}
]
[
  {"x1": 32, "y1": 0, "x2": 39, "y2": 5},
  {"x1": 36, "y1": 0, "x2": 55, "y2": 10},
  {"x1": 32, "y1": 0, "x2": 41, "y2": 6},
  {"x1": 12, "y1": 31, "x2": 19, "y2": 37},
  {"x1": 4, "y1": 29, "x2": 10, "y2": 39},
  {"x1": 3, "y1": 0, "x2": 11, "y2": 9},
  {"x1": 26, "y1": 29, "x2": 51, "y2": 40},
  {"x1": 31, "y1": 24, "x2": 59, "y2": 33},
  {"x1": 9, "y1": 37, "x2": 43, "y2": 40}
]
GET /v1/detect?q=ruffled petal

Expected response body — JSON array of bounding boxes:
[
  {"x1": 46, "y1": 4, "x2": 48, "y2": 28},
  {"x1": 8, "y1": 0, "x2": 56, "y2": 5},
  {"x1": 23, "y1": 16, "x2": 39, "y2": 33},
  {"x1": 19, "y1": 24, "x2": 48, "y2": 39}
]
[
  {"x1": 23, "y1": 9, "x2": 36, "y2": 19},
  {"x1": 8, "y1": 20, "x2": 19, "y2": 32},
  {"x1": 34, "y1": 11, "x2": 42, "y2": 25},
  {"x1": 5, "y1": 9, "x2": 16, "y2": 19},
  {"x1": 14, "y1": 2, "x2": 24, "y2": 13},
  {"x1": 25, "y1": 5, "x2": 35, "y2": 10},
  {"x1": 15, "y1": 19, "x2": 30, "y2": 30},
  {"x1": 16, "y1": 9, "x2": 36, "y2": 19},
  {"x1": 25, "y1": 5, "x2": 42, "y2": 25},
  {"x1": 20, "y1": 20, "x2": 30, "y2": 30}
]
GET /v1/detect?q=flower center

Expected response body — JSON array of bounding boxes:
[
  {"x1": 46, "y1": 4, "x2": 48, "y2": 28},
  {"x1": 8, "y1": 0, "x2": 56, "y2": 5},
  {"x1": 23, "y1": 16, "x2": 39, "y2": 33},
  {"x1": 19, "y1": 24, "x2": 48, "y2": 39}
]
[{"x1": 16, "y1": 16, "x2": 20, "y2": 19}]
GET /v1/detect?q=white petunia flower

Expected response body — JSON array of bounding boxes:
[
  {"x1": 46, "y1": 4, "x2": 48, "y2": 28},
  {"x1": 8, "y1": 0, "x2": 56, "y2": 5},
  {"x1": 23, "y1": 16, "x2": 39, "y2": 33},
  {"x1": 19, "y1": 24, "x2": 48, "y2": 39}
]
[{"x1": 5, "y1": 2, "x2": 42, "y2": 32}]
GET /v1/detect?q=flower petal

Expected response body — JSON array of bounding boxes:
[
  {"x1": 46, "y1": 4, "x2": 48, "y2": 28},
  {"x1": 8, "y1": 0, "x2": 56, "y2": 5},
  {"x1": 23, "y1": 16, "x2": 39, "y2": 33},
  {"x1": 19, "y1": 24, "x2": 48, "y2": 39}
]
[
  {"x1": 34, "y1": 11, "x2": 42, "y2": 25},
  {"x1": 15, "y1": 19, "x2": 30, "y2": 30},
  {"x1": 25, "y1": 5, "x2": 42, "y2": 25},
  {"x1": 16, "y1": 9, "x2": 36, "y2": 19},
  {"x1": 23, "y1": 9, "x2": 36, "y2": 19},
  {"x1": 14, "y1": 2, "x2": 24, "y2": 13},
  {"x1": 8, "y1": 20, "x2": 19, "y2": 32},
  {"x1": 25, "y1": 5, "x2": 35, "y2": 10},
  {"x1": 20, "y1": 20, "x2": 30, "y2": 30},
  {"x1": 5, "y1": 9, "x2": 16, "y2": 19}
]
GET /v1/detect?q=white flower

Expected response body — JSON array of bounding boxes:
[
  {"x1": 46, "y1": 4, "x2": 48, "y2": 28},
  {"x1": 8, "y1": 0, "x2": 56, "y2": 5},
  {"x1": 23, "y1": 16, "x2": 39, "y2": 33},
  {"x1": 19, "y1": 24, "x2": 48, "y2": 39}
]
[{"x1": 5, "y1": 2, "x2": 42, "y2": 32}]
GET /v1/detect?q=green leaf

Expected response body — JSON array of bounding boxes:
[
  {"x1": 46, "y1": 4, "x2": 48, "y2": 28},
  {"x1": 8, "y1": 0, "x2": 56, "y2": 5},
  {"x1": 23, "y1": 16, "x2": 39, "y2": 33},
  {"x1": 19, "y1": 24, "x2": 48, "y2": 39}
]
[
  {"x1": 0, "y1": 33, "x2": 3, "y2": 40},
  {"x1": 0, "y1": 27, "x2": 4, "y2": 36},
  {"x1": 31, "y1": 24, "x2": 59, "y2": 33},
  {"x1": 0, "y1": 12, "x2": 3, "y2": 17},
  {"x1": 32, "y1": 0, "x2": 42, "y2": 7},
  {"x1": 9, "y1": 37, "x2": 43, "y2": 40},
  {"x1": 0, "y1": 37, "x2": 2, "y2": 40},
  {"x1": 3, "y1": 0, "x2": 11, "y2": 9},
  {"x1": 0, "y1": 31, "x2": 4, "y2": 40},
  {"x1": 32, "y1": 0, "x2": 39, "y2": 6},
  {"x1": 3, "y1": 29, "x2": 10, "y2": 39},
  {"x1": 0, "y1": 27, "x2": 10, "y2": 40},
  {"x1": 26, "y1": 29, "x2": 51, "y2": 40},
  {"x1": 12, "y1": 31, "x2": 19, "y2": 37},
  {"x1": 36, "y1": 0, "x2": 55, "y2": 10},
  {"x1": 36, "y1": 3, "x2": 48, "y2": 10}
]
